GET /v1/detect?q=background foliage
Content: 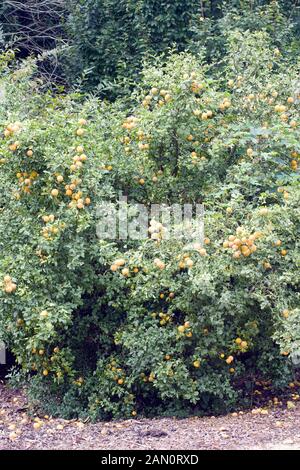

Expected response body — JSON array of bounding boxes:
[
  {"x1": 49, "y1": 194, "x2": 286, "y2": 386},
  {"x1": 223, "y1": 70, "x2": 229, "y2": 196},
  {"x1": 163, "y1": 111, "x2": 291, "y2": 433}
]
[{"x1": 1, "y1": 1, "x2": 300, "y2": 96}]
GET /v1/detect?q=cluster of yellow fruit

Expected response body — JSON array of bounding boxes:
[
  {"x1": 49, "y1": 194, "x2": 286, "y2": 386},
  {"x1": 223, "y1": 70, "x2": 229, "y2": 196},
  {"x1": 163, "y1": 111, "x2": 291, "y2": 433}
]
[
  {"x1": 122, "y1": 115, "x2": 138, "y2": 130},
  {"x1": 53, "y1": 172, "x2": 90, "y2": 209},
  {"x1": 8, "y1": 140, "x2": 20, "y2": 152},
  {"x1": 157, "y1": 311, "x2": 172, "y2": 326},
  {"x1": 223, "y1": 228, "x2": 262, "y2": 258},
  {"x1": 191, "y1": 80, "x2": 204, "y2": 94},
  {"x1": 274, "y1": 104, "x2": 287, "y2": 113},
  {"x1": 177, "y1": 321, "x2": 192, "y2": 338},
  {"x1": 67, "y1": 189, "x2": 91, "y2": 210},
  {"x1": 110, "y1": 258, "x2": 138, "y2": 277},
  {"x1": 220, "y1": 354, "x2": 235, "y2": 373},
  {"x1": 153, "y1": 257, "x2": 166, "y2": 270},
  {"x1": 2, "y1": 275, "x2": 17, "y2": 294},
  {"x1": 40, "y1": 215, "x2": 59, "y2": 239},
  {"x1": 133, "y1": 129, "x2": 151, "y2": 153},
  {"x1": 273, "y1": 100, "x2": 297, "y2": 123},
  {"x1": 235, "y1": 337, "x2": 248, "y2": 351},
  {"x1": 158, "y1": 291, "x2": 175, "y2": 301},
  {"x1": 193, "y1": 241, "x2": 209, "y2": 255},
  {"x1": 138, "y1": 142, "x2": 150, "y2": 151},
  {"x1": 227, "y1": 75, "x2": 244, "y2": 88},
  {"x1": 135, "y1": 129, "x2": 148, "y2": 142},
  {"x1": 101, "y1": 164, "x2": 113, "y2": 171},
  {"x1": 107, "y1": 359, "x2": 124, "y2": 379},
  {"x1": 73, "y1": 377, "x2": 84, "y2": 387},
  {"x1": 142, "y1": 88, "x2": 172, "y2": 108},
  {"x1": 147, "y1": 371, "x2": 156, "y2": 382},
  {"x1": 75, "y1": 118, "x2": 87, "y2": 137},
  {"x1": 190, "y1": 151, "x2": 207, "y2": 164},
  {"x1": 272, "y1": 238, "x2": 288, "y2": 257},
  {"x1": 31, "y1": 347, "x2": 45, "y2": 355},
  {"x1": 276, "y1": 187, "x2": 289, "y2": 202},
  {"x1": 148, "y1": 219, "x2": 166, "y2": 241},
  {"x1": 219, "y1": 98, "x2": 231, "y2": 111},
  {"x1": 16, "y1": 170, "x2": 38, "y2": 194},
  {"x1": 193, "y1": 109, "x2": 213, "y2": 120},
  {"x1": 54, "y1": 122, "x2": 91, "y2": 209},
  {"x1": 178, "y1": 253, "x2": 195, "y2": 269},
  {"x1": 3, "y1": 121, "x2": 22, "y2": 138},
  {"x1": 112, "y1": 367, "x2": 126, "y2": 385},
  {"x1": 70, "y1": 148, "x2": 88, "y2": 173},
  {"x1": 42, "y1": 214, "x2": 55, "y2": 224},
  {"x1": 177, "y1": 245, "x2": 207, "y2": 270}
]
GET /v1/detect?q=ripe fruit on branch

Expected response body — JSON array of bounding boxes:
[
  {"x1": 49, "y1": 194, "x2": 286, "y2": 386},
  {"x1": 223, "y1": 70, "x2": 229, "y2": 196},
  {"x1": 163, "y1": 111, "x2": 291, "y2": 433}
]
[
  {"x1": 223, "y1": 231, "x2": 260, "y2": 258},
  {"x1": 121, "y1": 268, "x2": 129, "y2": 277},
  {"x1": 282, "y1": 309, "x2": 289, "y2": 318},
  {"x1": 153, "y1": 258, "x2": 165, "y2": 270},
  {"x1": 3, "y1": 275, "x2": 17, "y2": 294},
  {"x1": 114, "y1": 259, "x2": 126, "y2": 267},
  {"x1": 76, "y1": 128, "x2": 85, "y2": 136},
  {"x1": 40, "y1": 310, "x2": 49, "y2": 319}
]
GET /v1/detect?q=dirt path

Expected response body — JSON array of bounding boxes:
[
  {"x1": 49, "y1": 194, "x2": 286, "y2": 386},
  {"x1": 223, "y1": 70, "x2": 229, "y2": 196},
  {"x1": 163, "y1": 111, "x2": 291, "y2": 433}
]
[{"x1": 1, "y1": 382, "x2": 300, "y2": 450}]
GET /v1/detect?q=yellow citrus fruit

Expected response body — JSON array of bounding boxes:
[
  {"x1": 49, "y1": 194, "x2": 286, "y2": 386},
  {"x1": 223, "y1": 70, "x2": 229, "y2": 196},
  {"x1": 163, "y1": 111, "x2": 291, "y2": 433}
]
[
  {"x1": 226, "y1": 356, "x2": 234, "y2": 364},
  {"x1": 282, "y1": 309, "x2": 289, "y2": 318},
  {"x1": 76, "y1": 128, "x2": 85, "y2": 136}
]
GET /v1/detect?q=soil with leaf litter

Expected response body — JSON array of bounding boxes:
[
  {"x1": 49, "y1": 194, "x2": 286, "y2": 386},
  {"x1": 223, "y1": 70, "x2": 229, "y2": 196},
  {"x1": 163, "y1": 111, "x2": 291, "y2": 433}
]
[{"x1": 1, "y1": 382, "x2": 300, "y2": 450}]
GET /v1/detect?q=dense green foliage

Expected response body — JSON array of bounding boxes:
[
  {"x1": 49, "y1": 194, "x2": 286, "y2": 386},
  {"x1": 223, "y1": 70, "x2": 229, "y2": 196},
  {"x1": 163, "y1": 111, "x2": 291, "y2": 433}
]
[
  {"x1": 0, "y1": 27, "x2": 299, "y2": 418},
  {"x1": 1, "y1": 1, "x2": 300, "y2": 95},
  {"x1": 64, "y1": 0, "x2": 199, "y2": 96}
]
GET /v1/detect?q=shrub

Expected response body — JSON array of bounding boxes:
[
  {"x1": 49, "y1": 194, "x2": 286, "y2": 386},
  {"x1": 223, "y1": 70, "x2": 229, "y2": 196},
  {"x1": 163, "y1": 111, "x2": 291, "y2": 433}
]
[{"x1": 0, "y1": 31, "x2": 299, "y2": 419}]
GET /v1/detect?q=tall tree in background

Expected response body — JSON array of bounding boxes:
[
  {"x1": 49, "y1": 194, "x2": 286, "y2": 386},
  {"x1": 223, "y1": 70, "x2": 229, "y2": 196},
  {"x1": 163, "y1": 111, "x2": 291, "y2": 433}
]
[
  {"x1": 64, "y1": 0, "x2": 200, "y2": 96},
  {"x1": 1, "y1": 0, "x2": 300, "y2": 94}
]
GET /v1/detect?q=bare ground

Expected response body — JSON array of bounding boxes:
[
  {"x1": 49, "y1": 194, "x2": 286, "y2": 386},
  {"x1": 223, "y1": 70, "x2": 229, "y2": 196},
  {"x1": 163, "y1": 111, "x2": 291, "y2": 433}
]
[{"x1": 1, "y1": 382, "x2": 300, "y2": 450}]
